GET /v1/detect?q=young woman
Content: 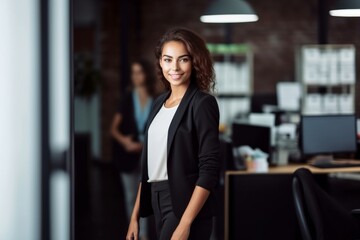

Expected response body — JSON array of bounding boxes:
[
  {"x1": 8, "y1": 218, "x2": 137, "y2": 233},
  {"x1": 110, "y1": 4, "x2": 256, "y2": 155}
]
[
  {"x1": 126, "y1": 28, "x2": 220, "y2": 240},
  {"x1": 110, "y1": 59, "x2": 155, "y2": 240}
]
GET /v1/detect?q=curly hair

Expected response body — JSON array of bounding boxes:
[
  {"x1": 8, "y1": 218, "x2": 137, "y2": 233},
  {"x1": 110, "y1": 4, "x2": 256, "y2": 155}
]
[{"x1": 155, "y1": 28, "x2": 215, "y2": 93}]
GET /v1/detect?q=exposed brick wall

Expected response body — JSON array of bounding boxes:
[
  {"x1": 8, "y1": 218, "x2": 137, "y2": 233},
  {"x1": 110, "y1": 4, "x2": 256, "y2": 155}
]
[
  {"x1": 138, "y1": 0, "x2": 319, "y2": 93},
  {"x1": 136, "y1": 0, "x2": 359, "y2": 112},
  {"x1": 74, "y1": 27, "x2": 95, "y2": 52},
  {"x1": 89, "y1": 0, "x2": 360, "y2": 161}
]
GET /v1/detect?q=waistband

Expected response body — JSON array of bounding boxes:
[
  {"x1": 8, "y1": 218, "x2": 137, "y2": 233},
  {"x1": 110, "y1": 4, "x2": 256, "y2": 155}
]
[{"x1": 151, "y1": 180, "x2": 169, "y2": 192}]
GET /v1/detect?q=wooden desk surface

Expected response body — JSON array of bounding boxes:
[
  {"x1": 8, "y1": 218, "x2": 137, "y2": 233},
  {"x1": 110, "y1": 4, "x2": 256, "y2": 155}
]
[
  {"x1": 224, "y1": 162, "x2": 360, "y2": 240},
  {"x1": 226, "y1": 163, "x2": 360, "y2": 175}
]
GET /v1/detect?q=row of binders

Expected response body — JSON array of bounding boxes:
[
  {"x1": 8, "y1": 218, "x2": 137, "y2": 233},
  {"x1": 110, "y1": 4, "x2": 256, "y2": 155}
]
[
  {"x1": 303, "y1": 94, "x2": 354, "y2": 115},
  {"x1": 217, "y1": 98, "x2": 250, "y2": 124},
  {"x1": 302, "y1": 47, "x2": 355, "y2": 85},
  {"x1": 213, "y1": 62, "x2": 251, "y2": 94}
]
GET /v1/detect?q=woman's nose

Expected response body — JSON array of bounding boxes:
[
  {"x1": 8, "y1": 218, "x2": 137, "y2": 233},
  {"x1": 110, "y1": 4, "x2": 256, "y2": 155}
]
[{"x1": 171, "y1": 61, "x2": 179, "y2": 71}]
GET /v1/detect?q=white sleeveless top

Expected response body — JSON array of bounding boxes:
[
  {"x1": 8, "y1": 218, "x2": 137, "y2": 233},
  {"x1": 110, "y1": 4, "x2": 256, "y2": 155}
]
[{"x1": 147, "y1": 103, "x2": 178, "y2": 182}]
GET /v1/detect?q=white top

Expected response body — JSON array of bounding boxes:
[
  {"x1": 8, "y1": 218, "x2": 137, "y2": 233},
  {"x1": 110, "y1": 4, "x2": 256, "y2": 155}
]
[{"x1": 147, "y1": 103, "x2": 179, "y2": 182}]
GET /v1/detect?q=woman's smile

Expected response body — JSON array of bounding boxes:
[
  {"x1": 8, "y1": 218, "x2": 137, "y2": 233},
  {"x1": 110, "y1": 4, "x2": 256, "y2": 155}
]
[
  {"x1": 169, "y1": 73, "x2": 184, "y2": 80},
  {"x1": 159, "y1": 41, "x2": 192, "y2": 88}
]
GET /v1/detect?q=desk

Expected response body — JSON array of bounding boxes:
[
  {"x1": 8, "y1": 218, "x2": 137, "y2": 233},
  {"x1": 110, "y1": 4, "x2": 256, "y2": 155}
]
[
  {"x1": 226, "y1": 163, "x2": 360, "y2": 175},
  {"x1": 225, "y1": 164, "x2": 360, "y2": 240}
]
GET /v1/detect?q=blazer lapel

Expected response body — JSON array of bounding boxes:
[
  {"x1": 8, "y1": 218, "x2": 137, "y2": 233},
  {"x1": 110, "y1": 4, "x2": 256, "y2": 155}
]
[{"x1": 167, "y1": 83, "x2": 198, "y2": 155}]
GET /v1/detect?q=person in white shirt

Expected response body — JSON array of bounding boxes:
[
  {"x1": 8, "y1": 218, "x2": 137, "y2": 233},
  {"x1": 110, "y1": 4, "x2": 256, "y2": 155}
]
[{"x1": 126, "y1": 28, "x2": 220, "y2": 240}]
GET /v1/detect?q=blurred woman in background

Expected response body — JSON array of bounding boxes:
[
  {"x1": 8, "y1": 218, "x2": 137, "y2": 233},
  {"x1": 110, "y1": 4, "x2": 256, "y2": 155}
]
[{"x1": 110, "y1": 59, "x2": 156, "y2": 240}]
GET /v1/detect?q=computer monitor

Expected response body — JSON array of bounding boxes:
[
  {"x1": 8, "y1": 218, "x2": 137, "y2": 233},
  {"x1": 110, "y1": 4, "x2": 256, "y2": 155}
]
[
  {"x1": 249, "y1": 113, "x2": 276, "y2": 146},
  {"x1": 300, "y1": 115, "x2": 357, "y2": 156},
  {"x1": 250, "y1": 93, "x2": 277, "y2": 113},
  {"x1": 232, "y1": 123, "x2": 271, "y2": 156}
]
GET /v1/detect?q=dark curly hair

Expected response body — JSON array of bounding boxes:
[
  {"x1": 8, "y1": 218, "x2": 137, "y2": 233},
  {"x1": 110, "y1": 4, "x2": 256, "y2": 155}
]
[
  {"x1": 155, "y1": 28, "x2": 215, "y2": 93},
  {"x1": 131, "y1": 59, "x2": 156, "y2": 97}
]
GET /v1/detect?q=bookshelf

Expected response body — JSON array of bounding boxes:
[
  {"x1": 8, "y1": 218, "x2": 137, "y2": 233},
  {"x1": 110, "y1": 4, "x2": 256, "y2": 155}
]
[
  {"x1": 207, "y1": 43, "x2": 254, "y2": 129},
  {"x1": 296, "y1": 44, "x2": 356, "y2": 115}
]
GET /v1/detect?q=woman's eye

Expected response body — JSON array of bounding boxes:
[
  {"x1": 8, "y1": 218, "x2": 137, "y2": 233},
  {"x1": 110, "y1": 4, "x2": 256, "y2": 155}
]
[
  {"x1": 180, "y1": 58, "x2": 189, "y2": 63},
  {"x1": 164, "y1": 58, "x2": 171, "y2": 63}
]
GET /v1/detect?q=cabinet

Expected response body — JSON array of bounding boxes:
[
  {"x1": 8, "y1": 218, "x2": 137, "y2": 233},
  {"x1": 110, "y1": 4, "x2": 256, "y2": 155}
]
[
  {"x1": 207, "y1": 43, "x2": 254, "y2": 128},
  {"x1": 296, "y1": 44, "x2": 356, "y2": 115}
]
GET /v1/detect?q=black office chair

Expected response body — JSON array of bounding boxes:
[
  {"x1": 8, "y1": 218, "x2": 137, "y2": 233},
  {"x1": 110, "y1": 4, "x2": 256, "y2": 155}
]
[{"x1": 292, "y1": 168, "x2": 360, "y2": 240}]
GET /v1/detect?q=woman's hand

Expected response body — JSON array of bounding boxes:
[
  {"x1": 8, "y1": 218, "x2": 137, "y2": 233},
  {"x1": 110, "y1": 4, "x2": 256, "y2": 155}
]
[
  {"x1": 122, "y1": 136, "x2": 142, "y2": 153},
  {"x1": 126, "y1": 218, "x2": 139, "y2": 240},
  {"x1": 171, "y1": 222, "x2": 191, "y2": 240}
]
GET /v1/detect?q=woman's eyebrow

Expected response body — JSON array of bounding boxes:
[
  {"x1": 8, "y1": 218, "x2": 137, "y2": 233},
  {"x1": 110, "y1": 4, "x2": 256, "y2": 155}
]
[
  {"x1": 178, "y1": 55, "x2": 190, "y2": 58},
  {"x1": 162, "y1": 54, "x2": 190, "y2": 58}
]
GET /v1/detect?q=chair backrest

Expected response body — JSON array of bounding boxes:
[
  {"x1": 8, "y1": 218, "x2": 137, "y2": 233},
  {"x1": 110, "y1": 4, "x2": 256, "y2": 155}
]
[
  {"x1": 292, "y1": 168, "x2": 358, "y2": 240},
  {"x1": 292, "y1": 175, "x2": 313, "y2": 240}
]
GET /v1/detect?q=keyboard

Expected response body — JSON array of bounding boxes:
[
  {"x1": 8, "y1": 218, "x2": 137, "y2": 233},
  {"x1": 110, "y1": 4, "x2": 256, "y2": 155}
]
[{"x1": 310, "y1": 159, "x2": 360, "y2": 169}]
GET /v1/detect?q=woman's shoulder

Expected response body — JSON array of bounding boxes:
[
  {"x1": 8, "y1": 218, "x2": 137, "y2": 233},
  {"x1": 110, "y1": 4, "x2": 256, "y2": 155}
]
[
  {"x1": 191, "y1": 90, "x2": 219, "y2": 115},
  {"x1": 193, "y1": 90, "x2": 217, "y2": 105}
]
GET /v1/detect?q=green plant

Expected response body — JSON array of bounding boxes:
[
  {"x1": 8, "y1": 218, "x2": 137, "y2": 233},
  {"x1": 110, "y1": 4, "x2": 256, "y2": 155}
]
[{"x1": 74, "y1": 53, "x2": 101, "y2": 99}]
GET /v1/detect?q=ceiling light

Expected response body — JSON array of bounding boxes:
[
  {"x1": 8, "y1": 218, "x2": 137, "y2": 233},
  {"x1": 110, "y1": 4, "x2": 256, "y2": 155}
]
[
  {"x1": 200, "y1": 0, "x2": 259, "y2": 23},
  {"x1": 329, "y1": 0, "x2": 360, "y2": 17}
]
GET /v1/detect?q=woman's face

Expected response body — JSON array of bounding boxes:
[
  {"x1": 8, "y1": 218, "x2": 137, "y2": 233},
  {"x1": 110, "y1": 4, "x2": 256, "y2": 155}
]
[
  {"x1": 159, "y1": 41, "x2": 192, "y2": 89},
  {"x1": 131, "y1": 63, "x2": 146, "y2": 87}
]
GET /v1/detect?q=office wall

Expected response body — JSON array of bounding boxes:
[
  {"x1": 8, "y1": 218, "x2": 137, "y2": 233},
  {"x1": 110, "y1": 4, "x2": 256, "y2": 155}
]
[
  {"x1": 137, "y1": 0, "x2": 360, "y2": 94},
  {"x1": 74, "y1": 0, "x2": 360, "y2": 161}
]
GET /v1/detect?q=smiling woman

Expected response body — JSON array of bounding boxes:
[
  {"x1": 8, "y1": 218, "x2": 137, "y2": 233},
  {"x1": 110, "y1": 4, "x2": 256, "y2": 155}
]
[
  {"x1": 160, "y1": 41, "x2": 192, "y2": 90},
  {"x1": 126, "y1": 28, "x2": 220, "y2": 240},
  {"x1": 155, "y1": 28, "x2": 216, "y2": 93}
]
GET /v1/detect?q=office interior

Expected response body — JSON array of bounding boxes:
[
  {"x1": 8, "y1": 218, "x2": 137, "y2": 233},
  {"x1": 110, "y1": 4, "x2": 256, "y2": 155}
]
[{"x1": 1, "y1": 0, "x2": 360, "y2": 240}]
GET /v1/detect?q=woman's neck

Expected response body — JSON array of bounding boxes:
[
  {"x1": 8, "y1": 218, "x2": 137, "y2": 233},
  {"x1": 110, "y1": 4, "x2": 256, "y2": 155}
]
[
  {"x1": 169, "y1": 82, "x2": 190, "y2": 100},
  {"x1": 135, "y1": 85, "x2": 148, "y2": 97},
  {"x1": 134, "y1": 85, "x2": 150, "y2": 109},
  {"x1": 164, "y1": 82, "x2": 190, "y2": 108}
]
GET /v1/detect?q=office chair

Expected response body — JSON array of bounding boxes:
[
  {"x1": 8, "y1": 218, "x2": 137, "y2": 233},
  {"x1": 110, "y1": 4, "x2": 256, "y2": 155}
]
[{"x1": 292, "y1": 168, "x2": 360, "y2": 240}]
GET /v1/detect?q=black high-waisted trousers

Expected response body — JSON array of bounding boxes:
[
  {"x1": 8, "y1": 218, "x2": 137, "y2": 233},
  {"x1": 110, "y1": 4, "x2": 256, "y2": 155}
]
[{"x1": 150, "y1": 180, "x2": 212, "y2": 240}]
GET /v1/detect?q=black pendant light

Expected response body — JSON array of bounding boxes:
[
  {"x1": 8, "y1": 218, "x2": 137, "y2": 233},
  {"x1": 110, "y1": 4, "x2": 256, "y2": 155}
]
[
  {"x1": 200, "y1": 0, "x2": 258, "y2": 23},
  {"x1": 330, "y1": 0, "x2": 360, "y2": 17}
]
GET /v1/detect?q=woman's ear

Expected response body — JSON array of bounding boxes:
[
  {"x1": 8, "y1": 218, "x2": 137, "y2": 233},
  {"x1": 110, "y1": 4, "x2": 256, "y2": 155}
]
[{"x1": 159, "y1": 58, "x2": 163, "y2": 68}]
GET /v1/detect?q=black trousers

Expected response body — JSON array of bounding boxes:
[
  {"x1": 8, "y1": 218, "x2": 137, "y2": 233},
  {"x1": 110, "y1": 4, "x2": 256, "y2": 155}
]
[{"x1": 150, "y1": 180, "x2": 212, "y2": 240}]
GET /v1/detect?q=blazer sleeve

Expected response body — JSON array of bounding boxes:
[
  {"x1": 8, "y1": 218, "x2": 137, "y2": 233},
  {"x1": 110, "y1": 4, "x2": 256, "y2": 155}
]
[{"x1": 193, "y1": 94, "x2": 220, "y2": 191}]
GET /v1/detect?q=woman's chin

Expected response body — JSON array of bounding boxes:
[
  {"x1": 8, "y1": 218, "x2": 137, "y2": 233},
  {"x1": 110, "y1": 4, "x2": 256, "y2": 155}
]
[{"x1": 168, "y1": 79, "x2": 190, "y2": 88}]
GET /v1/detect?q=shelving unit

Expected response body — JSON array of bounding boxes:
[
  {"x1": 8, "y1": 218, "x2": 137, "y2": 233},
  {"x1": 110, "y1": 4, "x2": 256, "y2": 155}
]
[
  {"x1": 296, "y1": 44, "x2": 356, "y2": 115},
  {"x1": 207, "y1": 43, "x2": 254, "y2": 128}
]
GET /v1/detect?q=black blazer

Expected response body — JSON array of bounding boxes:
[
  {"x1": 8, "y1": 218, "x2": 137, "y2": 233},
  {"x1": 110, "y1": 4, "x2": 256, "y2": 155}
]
[
  {"x1": 113, "y1": 91, "x2": 141, "y2": 172},
  {"x1": 139, "y1": 82, "x2": 220, "y2": 219}
]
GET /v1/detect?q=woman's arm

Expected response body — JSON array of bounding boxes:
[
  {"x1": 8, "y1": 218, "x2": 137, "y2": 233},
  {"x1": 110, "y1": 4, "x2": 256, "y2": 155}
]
[
  {"x1": 126, "y1": 183, "x2": 142, "y2": 240},
  {"x1": 171, "y1": 186, "x2": 210, "y2": 239},
  {"x1": 110, "y1": 113, "x2": 142, "y2": 152},
  {"x1": 172, "y1": 95, "x2": 220, "y2": 239}
]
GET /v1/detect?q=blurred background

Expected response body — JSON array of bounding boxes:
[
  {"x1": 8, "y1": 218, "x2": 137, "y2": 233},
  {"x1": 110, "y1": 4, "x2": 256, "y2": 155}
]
[
  {"x1": 1, "y1": 0, "x2": 360, "y2": 240},
  {"x1": 73, "y1": 0, "x2": 360, "y2": 164},
  {"x1": 73, "y1": 0, "x2": 360, "y2": 240}
]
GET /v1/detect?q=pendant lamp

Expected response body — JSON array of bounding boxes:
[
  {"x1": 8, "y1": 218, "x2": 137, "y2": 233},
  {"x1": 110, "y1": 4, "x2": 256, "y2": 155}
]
[
  {"x1": 330, "y1": 0, "x2": 360, "y2": 17},
  {"x1": 200, "y1": 0, "x2": 258, "y2": 23}
]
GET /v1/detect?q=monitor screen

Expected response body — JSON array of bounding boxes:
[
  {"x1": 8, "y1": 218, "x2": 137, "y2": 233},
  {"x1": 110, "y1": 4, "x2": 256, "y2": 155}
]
[
  {"x1": 232, "y1": 123, "x2": 271, "y2": 155},
  {"x1": 250, "y1": 93, "x2": 277, "y2": 113},
  {"x1": 301, "y1": 115, "x2": 357, "y2": 155}
]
